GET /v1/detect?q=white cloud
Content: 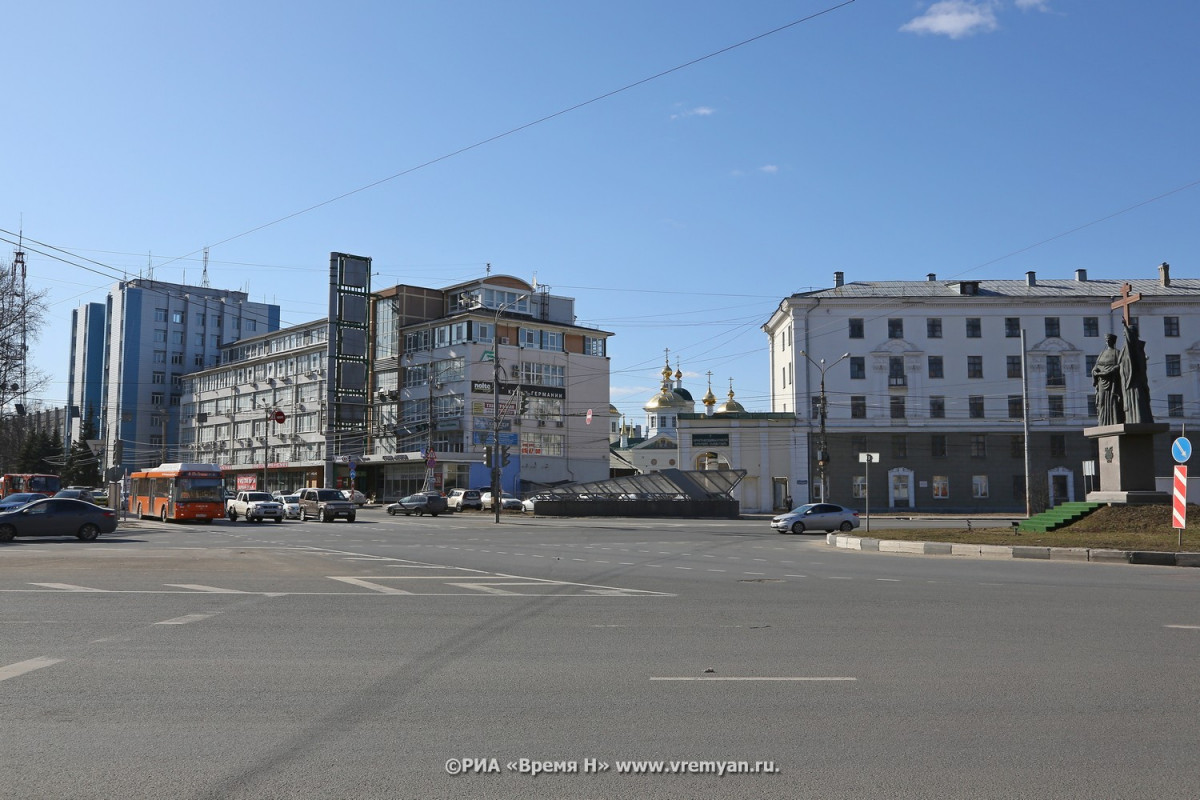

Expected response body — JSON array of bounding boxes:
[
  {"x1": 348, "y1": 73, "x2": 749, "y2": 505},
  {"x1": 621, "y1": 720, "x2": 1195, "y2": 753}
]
[
  {"x1": 1014, "y1": 0, "x2": 1051, "y2": 10},
  {"x1": 900, "y1": 0, "x2": 1000, "y2": 39},
  {"x1": 670, "y1": 105, "x2": 716, "y2": 120},
  {"x1": 759, "y1": 165, "x2": 779, "y2": 174}
]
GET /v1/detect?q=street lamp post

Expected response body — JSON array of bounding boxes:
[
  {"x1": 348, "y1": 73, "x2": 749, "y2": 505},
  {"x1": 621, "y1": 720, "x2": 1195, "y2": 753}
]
[
  {"x1": 799, "y1": 350, "x2": 850, "y2": 502},
  {"x1": 489, "y1": 295, "x2": 528, "y2": 524}
]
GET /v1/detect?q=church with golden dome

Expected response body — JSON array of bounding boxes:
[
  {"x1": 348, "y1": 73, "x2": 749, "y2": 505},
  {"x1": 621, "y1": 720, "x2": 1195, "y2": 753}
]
[{"x1": 610, "y1": 352, "x2": 806, "y2": 514}]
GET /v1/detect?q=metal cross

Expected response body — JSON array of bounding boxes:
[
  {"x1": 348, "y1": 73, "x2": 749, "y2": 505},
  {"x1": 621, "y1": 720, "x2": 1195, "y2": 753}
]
[{"x1": 1111, "y1": 282, "x2": 1142, "y2": 327}]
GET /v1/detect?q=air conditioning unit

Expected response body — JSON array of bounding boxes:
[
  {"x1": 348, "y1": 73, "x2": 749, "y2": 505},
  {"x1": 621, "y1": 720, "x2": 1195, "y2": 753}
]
[{"x1": 499, "y1": 337, "x2": 510, "y2": 345}]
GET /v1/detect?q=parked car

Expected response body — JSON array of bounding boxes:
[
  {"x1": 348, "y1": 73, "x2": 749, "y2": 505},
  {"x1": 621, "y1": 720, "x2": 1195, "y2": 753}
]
[
  {"x1": 0, "y1": 497, "x2": 118, "y2": 542},
  {"x1": 387, "y1": 493, "x2": 448, "y2": 517},
  {"x1": 297, "y1": 488, "x2": 356, "y2": 522},
  {"x1": 280, "y1": 494, "x2": 302, "y2": 520},
  {"x1": 341, "y1": 489, "x2": 368, "y2": 506},
  {"x1": 226, "y1": 491, "x2": 284, "y2": 523},
  {"x1": 771, "y1": 503, "x2": 860, "y2": 534},
  {"x1": 446, "y1": 488, "x2": 482, "y2": 511},
  {"x1": 55, "y1": 488, "x2": 95, "y2": 503},
  {"x1": 0, "y1": 493, "x2": 44, "y2": 512},
  {"x1": 521, "y1": 494, "x2": 551, "y2": 513},
  {"x1": 480, "y1": 491, "x2": 523, "y2": 512}
]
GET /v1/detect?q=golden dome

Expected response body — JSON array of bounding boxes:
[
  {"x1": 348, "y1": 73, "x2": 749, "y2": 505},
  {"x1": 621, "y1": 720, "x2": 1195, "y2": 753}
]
[
  {"x1": 645, "y1": 387, "x2": 690, "y2": 410},
  {"x1": 714, "y1": 382, "x2": 746, "y2": 414}
]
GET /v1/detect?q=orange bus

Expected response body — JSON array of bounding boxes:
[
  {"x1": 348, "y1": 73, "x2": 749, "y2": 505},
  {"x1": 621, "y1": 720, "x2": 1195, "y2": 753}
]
[
  {"x1": 0, "y1": 473, "x2": 61, "y2": 498},
  {"x1": 128, "y1": 463, "x2": 224, "y2": 523}
]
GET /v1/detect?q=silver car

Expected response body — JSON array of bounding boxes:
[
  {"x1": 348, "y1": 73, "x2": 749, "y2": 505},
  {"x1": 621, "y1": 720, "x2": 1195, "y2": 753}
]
[
  {"x1": 280, "y1": 494, "x2": 302, "y2": 520},
  {"x1": 771, "y1": 503, "x2": 860, "y2": 534}
]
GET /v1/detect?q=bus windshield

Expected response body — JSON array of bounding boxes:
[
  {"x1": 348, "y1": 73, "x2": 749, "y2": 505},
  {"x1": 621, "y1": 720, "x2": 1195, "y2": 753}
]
[
  {"x1": 27, "y1": 475, "x2": 61, "y2": 494},
  {"x1": 177, "y1": 477, "x2": 224, "y2": 502}
]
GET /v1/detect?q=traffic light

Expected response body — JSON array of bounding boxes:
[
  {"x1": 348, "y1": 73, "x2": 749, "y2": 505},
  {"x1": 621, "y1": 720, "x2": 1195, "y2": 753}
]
[
  {"x1": 816, "y1": 448, "x2": 830, "y2": 467},
  {"x1": 519, "y1": 391, "x2": 530, "y2": 415},
  {"x1": 484, "y1": 446, "x2": 493, "y2": 469},
  {"x1": 501, "y1": 445, "x2": 511, "y2": 467}
]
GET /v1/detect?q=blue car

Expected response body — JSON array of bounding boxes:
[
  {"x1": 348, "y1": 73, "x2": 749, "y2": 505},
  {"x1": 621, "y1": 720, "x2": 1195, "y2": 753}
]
[
  {"x1": 0, "y1": 493, "x2": 44, "y2": 512},
  {"x1": 0, "y1": 497, "x2": 119, "y2": 542}
]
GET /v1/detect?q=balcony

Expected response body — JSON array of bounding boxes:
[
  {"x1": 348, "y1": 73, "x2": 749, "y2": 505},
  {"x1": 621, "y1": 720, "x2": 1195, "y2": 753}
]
[{"x1": 888, "y1": 376, "x2": 907, "y2": 388}]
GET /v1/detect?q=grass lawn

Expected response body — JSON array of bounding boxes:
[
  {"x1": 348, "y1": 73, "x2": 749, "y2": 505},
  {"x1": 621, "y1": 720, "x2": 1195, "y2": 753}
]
[{"x1": 859, "y1": 504, "x2": 1200, "y2": 553}]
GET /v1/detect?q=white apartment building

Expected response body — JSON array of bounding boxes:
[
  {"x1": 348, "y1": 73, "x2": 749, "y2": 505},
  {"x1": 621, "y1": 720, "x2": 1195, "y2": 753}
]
[{"x1": 764, "y1": 265, "x2": 1200, "y2": 513}]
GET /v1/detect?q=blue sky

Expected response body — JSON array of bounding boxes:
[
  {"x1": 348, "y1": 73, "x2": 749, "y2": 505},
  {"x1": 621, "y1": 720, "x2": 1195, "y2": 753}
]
[{"x1": 4, "y1": 0, "x2": 1200, "y2": 424}]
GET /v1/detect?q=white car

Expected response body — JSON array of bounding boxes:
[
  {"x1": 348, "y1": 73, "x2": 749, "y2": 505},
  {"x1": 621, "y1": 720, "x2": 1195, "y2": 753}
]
[
  {"x1": 341, "y1": 489, "x2": 368, "y2": 506},
  {"x1": 771, "y1": 503, "x2": 860, "y2": 534},
  {"x1": 480, "y1": 491, "x2": 523, "y2": 511},
  {"x1": 280, "y1": 494, "x2": 301, "y2": 520}
]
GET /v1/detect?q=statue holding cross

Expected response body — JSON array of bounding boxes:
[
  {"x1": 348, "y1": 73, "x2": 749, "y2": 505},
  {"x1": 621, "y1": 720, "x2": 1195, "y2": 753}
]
[{"x1": 1110, "y1": 283, "x2": 1154, "y2": 424}]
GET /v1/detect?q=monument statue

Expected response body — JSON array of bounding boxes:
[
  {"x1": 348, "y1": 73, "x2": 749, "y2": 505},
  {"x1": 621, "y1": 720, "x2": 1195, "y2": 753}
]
[
  {"x1": 1119, "y1": 321, "x2": 1154, "y2": 424},
  {"x1": 1090, "y1": 333, "x2": 1122, "y2": 426}
]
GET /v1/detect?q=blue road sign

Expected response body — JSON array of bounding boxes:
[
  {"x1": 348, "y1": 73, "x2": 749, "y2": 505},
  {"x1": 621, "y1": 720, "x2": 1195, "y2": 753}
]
[{"x1": 1172, "y1": 437, "x2": 1191, "y2": 463}]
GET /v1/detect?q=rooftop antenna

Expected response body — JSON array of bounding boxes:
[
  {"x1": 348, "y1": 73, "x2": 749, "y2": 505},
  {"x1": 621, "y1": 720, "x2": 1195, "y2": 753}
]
[
  {"x1": 13, "y1": 227, "x2": 28, "y2": 414},
  {"x1": 201, "y1": 247, "x2": 211, "y2": 288},
  {"x1": 485, "y1": 262, "x2": 492, "y2": 276},
  {"x1": 146, "y1": 251, "x2": 154, "y2": 281}
]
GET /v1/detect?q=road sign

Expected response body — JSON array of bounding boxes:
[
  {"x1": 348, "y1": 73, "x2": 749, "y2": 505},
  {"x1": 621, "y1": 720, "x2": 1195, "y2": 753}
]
[
  {"x1": 1172, "y1": 437, "x2": 1191, "y2": 463},
  {"x1": 586, "y1": 408, "x2": 593, "y2": 425},
  {"x1": 858, "y1": 452, "x2": 880, "y2": 463},
  {"x1": 273, "y1": 409, "x2": 286, "y2": 424},
  {"x1": 1173, "y1": 465, "x2": 1187, "y2": 529},
  {"x1": 481, "y1": 350, "x2": 495, "y2": 362},
  {"x1": 349, "y1": 469, "x2": 356, "y2": 480}
]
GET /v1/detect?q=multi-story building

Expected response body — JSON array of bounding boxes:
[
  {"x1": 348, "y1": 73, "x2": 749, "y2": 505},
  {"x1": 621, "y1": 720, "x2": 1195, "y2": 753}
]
[
  {"x1": 66, "y1": 302, "x2": 106, "y2": 443},
  {"x1": 71, "y1": 279, "x2": 280, "y2": 476},
  {"x1": 365, "y1": 274, "x2": 613, "y2": 499},
  {"x1": 764, "y1": 265, "x2": 1200, "y2": 513}
]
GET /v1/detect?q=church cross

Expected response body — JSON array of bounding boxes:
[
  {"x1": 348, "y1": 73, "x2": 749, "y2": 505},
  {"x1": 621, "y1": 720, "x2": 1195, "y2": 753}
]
[{"x1": 1111, "y1": 282, "x2": 1142, "y2": 327}]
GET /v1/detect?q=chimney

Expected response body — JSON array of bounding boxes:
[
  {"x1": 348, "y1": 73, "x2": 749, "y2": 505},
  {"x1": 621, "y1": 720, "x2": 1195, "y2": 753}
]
[
  {"x1": 833, "y1": 271, "x2": 844, "y2": 288},
  {"x1": 926, "y1": 273, "x2": 937, "y2": 282},
  {"x1": 1159, "y1": 262, "x2": 1171, "y2": 287},
  {"x1": 1075, "y1": 269, "x2": 1087, "y2": 282},
  {"x1": 1025, "y1": 271, "x2": 1037, "y2": 287}
]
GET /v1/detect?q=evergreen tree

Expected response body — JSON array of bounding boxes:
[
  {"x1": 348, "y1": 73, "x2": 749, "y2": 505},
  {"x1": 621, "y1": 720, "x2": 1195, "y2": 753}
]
[{"x1": 62, "y1": 414, "x2": 101, "y2": 487}]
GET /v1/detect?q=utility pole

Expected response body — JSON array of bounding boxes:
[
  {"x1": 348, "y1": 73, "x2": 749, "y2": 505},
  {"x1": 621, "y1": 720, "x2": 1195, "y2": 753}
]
[{"x1": 799, "y1": 350, "x2": 850, "y2": 502}]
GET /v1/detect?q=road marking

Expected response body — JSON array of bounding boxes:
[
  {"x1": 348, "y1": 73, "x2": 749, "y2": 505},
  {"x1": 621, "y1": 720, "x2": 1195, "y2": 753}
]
[
  {"x1": 876, "y1": 578, "x2": 901, "y2": 582},
  {"x1": 1164, "y1": 624, "x2": 1200, "y2": 630},
  {"x1": 30, "y1": 583, "x2": 107, "y2": 592},
  {"x1": 165, "y1": 584, "x2": 248, "y2": 593},
  {"x1": 155, "y1": 614, "x2": 216, "y2": 626},
  {"x1": 0, "y1": 657, "x2": 63, "y2": 682},
  {"x1": 327, "y1": 577, "x2": 415, "y2": 594},
  {"x1": 652, "y1": 681, "x2": 859, "y2": 686}
]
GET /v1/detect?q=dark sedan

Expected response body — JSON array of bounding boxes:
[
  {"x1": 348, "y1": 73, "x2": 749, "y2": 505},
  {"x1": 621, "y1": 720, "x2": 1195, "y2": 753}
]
[
  {"x1": 0, "y1": 493, "x2": 44, "y2": 512},
  {"x1": 386, "y1": 493, "x2": 449, "y2": 517},
  {"x1": 0, "y1": 497, "x2": 119, "y2": 542}
]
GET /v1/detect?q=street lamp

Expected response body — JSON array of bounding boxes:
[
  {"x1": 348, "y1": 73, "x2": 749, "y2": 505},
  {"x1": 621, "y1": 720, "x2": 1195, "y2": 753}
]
[
  {"x1": 488, "y1": 294, "x2": 528, "y2": 524},
  {"x1": 798, "y1": 350, "x2": 850, "y2": 502}
]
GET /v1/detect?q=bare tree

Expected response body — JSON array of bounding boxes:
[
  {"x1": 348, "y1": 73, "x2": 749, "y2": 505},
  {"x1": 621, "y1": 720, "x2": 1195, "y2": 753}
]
[{"x1": 0, "y1": 255, "x2": 49, "y2": 413}]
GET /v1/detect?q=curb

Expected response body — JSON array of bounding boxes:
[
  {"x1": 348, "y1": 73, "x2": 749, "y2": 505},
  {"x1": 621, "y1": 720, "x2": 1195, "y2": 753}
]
[{"x1": 825, "y1": 534, "x2": 1200, "y2": 568}]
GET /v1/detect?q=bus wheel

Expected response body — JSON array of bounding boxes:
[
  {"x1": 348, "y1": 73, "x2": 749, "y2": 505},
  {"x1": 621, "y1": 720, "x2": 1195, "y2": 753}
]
[
  {"x1": 137, "y1": 504, "x2": 144, "y2": 519},
  {"x1": 160, "y1": 507, "x2": 168, "y2": 523}
]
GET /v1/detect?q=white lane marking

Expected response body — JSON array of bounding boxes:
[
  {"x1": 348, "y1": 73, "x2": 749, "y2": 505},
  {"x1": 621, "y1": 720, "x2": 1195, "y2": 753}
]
[
  {"x1": 784, "y1": 574, "x2": 807, "y2": 578},
  {"x1": 155, "y1": 613, "x2": 215, "y2": 626},
  {"x1": 0, "y1": 657, "x2": 64, "y2": 682},
  {"x1": 652, "y1": 681, "x2": 859, "y2": 686},
  {"x1": 876, "y1": 578, "x2": 901, "y2": 582},
  {"x1": 1164, "y1": 624, "x2": 1200, "y2": 630},
  {"x1": 164, "y1": 584, "x2": 248, "y2": 593},
  {"x1": 327, "y1": 577, "x2": 414, "y2": 594},
  {"x1": 29, "y1": 583, "x2": 107, "y2": 592}
]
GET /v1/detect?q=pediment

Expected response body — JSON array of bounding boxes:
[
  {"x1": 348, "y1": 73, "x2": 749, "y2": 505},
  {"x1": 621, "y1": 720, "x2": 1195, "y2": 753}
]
[
  {"x1": 870, "y1": 339, "x2": 922, "y2": 355},
  {"x1": 1027, "y1": 336, "x2": 1082, "y2": 355}
]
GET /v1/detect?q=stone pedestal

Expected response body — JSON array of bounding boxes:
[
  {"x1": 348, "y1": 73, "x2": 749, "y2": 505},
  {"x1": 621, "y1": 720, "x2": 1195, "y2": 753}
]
[{"x1": 1084, "y1": 422, "x2": 1170, "y2": 504}]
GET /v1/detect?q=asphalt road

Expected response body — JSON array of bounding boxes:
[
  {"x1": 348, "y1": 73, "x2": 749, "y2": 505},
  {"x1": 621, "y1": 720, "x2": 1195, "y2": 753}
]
[{"x1": 2, "y1": 509, "x2": 1197, "y2": 799}]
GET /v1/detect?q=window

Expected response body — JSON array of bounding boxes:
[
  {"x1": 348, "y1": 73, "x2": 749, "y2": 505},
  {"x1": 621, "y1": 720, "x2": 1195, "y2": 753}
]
[
  {"x1": 1169, "y1": 394, "x2": 1184, "y2": 417},
  {"x1": 1045, "y1": 355, "x2": 1064, "y2": 387},
  {"x1": 888, "y1": 319, "x2": 903, "y2": 339},
  {"x1": 1007, "y1": 355, "x2": 1022, "y2": 379},
  {"x1": 1013, "y1": 475, "x2": 1026, "y2": 502},
  {"x1": 966, "y1": 318, "x2": 981, "y2": 338},
  {"x1": 1085, "y1": 354, "x2": 1097, "y2": 375},
  {"x1": 928, "y1": 356, "x2": 943, "y2": 379},
  {"x1": 171, "y1": 352, "x2": 183, "y2": 366},
  {"x1": 172, "y1": 311, "x2": 183, "y2": 324},
  {"x1": 891, "y1": 435, "x2": 907, "y2": 458},
  {"x1": 154, "y1": 329, "x2": 167, "y2": 343},
  {"x1": 582, "y1": 336, "x2": 605, "y2": 357},
  {"x1": 1005, "y1": 317, "x2": 1020, "y2": 338},
  {"x1": 850, "y1": 357, "x2": 865, "y2": 379},
  {"x1": 1088, "y1": 394, "x2": 1097, "y2": 416},
  {"x1": 1165, "y1": 316, "x2": 1180, "y2": 337},
  {"x1": 154, "y1": 308, "x2": 167, "y2": 322},
  {"x1": 849, "y1": 318, "x2": 864, "y2": 339},
  {"x1": 151, "y1": 392, "x2": 164, "y2": 406},
  {"x1": 152, "y1": 371, "x2": 165, "y2": 384},
  {"x1": 890, "y1": 397, "x2": 906, "y2": 419},
  {"x1": 930, "y1": 396, "x2": 945, "y2": 418},
  {"x1": 852, "y1": 476, "x2": 867, "y2": 498},
  {"x1": 172, "y1": 330, "x2": 184, "y2": 345},
  {"x1": 1050, "y1": 434, "x2": 1066, "y2": 457},
  {"x1": 1045, "y1": 317, "x2": 1060, "y2": 338},
  {"x1": 967, "y1": 355, "x2": 983, "y2": 379},
  {"x1": 926, "y1": 318, "x2": 942, "y2": 338},
  {"x1": 1166, "y1": 354, "x2": 1181, "y2": 377},
  {"x1": 1010, "y1": 435, "x2": 1024, "y2": 458},
  {"x1": 1008, "y1": 395, "x2": 1024, "y2": 418},
  {"x1": 969, "y1": 396, "x2": 985, "y2": 418},
  {"x1": 851, "y1": 396, "x2": 867, "y2": 419},
  {"x1": 1083, "y1": 317, "x2": 1099, "y2": 337},
  {"x1": 889, "y1": 357, "x2": 906, "y2": 386},
  {"x1": 1048, "y1": 396, "x2": 1064, "y2": 418},
  {"x1": 972, "y1": 475, "x2": 989, "y2": 498},
  {"x1": 970, "y1": 434, "x2": 987, "y2": 458},
  {"x1": 932, "y1": 475, "x2": 949, "y2": 499},
  {"x1": 153, "y1": 350, "x2": 166, "y2": 364},
  {"x1": 931, "y1": 434, "x2": 947, "y2": 458},
  {"x1": 196, "y1": 312, "x2": 205, "y2": 326}
]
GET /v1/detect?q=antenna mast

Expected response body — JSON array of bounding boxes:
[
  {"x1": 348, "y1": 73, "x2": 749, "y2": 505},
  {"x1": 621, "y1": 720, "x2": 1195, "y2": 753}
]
[{"x1": 201, "y1": 247, "x2": 211, "y2": 288}]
